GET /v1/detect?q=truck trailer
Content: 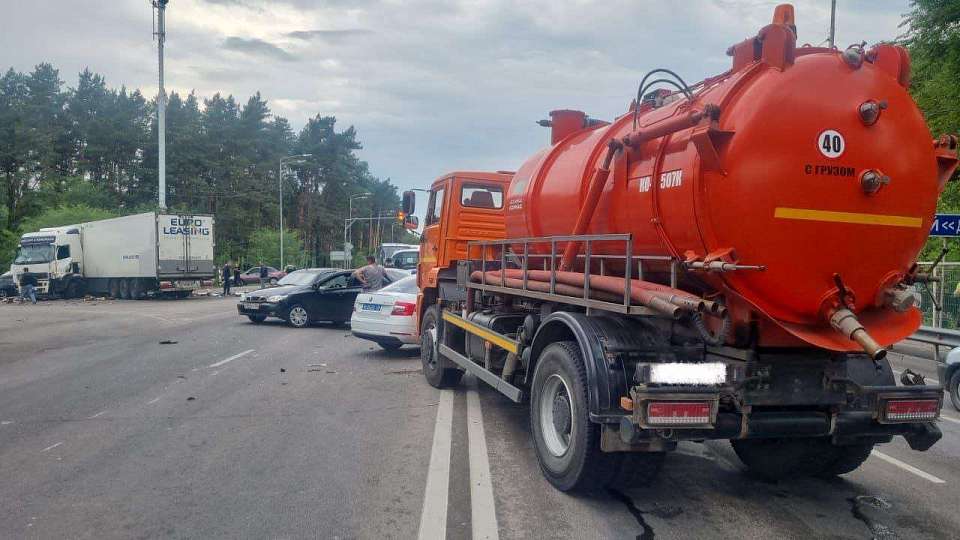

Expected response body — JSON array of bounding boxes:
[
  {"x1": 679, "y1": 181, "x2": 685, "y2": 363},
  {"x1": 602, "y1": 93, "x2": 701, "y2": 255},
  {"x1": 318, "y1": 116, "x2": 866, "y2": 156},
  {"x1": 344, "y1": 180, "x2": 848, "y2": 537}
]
[
  {"x1": 404, "y1": 5, "x2": 953, "y2": 492},
  {"x1": 10, "y1": 212, "x2": 215, "y2": 299}
]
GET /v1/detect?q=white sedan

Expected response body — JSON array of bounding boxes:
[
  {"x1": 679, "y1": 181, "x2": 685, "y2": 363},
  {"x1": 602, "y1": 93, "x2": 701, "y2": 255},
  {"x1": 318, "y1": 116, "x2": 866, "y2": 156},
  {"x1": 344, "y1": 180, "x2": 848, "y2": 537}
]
[{"x1": 350, "y1": 276, "x2": 419, "y2": 350}]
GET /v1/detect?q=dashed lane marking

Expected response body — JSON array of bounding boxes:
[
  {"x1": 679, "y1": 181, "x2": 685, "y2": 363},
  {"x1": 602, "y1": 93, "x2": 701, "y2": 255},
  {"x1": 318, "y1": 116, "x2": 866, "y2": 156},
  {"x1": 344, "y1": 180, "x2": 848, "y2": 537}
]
[
  {"x1": 208, "y1": 349, "x2": 255, "y2": 368},
  {"x1": 417, "y1": 390, "x2": 454, "y2": 540},
  {"x1": 40, "y1": 442, "x2": 63, "y2": 453},
  {"x1": 467, "y1": 381, "x2": 500, "y2": 540},
  {"x1": 938, "y1": 414, "x2": 960, "y2": 426},
  {"x1": 147, "y1": 397, "x2": 161, "y2": 405},
  {"x1": 87, "y1": 411, "x2": 107, "y2": 419},
  {"x1": 871, "y1": 450, "x2": 946, "y2": 484}
]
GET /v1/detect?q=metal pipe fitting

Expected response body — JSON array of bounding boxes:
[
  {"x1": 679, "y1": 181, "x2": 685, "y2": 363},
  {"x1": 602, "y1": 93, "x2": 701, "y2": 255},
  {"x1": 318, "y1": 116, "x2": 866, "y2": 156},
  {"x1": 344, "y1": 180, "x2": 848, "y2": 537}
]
[{"x1": 829, "y1": 308, "x2": 887, "y2": 361}]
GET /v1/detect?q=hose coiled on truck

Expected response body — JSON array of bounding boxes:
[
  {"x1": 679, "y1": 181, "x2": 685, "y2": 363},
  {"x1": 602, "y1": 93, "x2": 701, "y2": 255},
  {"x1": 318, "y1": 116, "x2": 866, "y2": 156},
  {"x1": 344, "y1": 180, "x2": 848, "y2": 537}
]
[{"x1": 692, "y1": 310, "x2": 731, "y2": 346}]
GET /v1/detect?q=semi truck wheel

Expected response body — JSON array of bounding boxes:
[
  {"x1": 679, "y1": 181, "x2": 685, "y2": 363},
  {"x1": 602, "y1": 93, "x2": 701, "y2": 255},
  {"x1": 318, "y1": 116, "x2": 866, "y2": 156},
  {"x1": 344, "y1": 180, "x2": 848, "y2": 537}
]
[
  {"x1": 420, "y1": 306, "x2": 462, "y2": 388},
  {"x1": 530, "y1": 341, "x2": 622, "y2": 492},
  {"x1": 817, "y1": 443, "x2": 874, "y2": 477},
  {"x1": 130, "y1": 280, "x2": 145, "y2": 300},
  {"x1": 109, "y1": 279, "x2": 121, "y2": 299},
  {"x1": 65, "y1": 280, "x2": 82, "y2": 299},
  {"x1": 119, "y1": 279, "x2": 131, "y2": 300}
]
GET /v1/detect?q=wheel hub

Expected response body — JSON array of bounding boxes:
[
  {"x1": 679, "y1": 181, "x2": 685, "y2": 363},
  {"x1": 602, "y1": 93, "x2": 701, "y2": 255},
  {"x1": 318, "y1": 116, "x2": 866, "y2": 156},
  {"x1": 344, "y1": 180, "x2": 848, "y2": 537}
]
[{"x1": 552, "y1": 394, "x2": 572, "y2": 435}]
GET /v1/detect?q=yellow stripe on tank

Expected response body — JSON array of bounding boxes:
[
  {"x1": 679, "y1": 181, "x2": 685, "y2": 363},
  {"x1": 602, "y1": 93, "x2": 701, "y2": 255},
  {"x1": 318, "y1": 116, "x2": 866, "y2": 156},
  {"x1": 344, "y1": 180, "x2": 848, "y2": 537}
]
[{"x1": 773, "y1": 207, "x2": 923, "y2": 228}]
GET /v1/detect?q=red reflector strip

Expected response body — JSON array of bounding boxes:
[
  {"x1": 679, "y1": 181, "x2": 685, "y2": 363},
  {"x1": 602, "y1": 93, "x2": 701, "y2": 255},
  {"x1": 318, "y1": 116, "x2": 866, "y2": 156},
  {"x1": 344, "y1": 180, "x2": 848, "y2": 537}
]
[
  {"x1": 646, "y1": 401, "x2": 711, "y2": 425},
  {"x1": 885, "y1": 399, "x2": 939, "y2": 421}
]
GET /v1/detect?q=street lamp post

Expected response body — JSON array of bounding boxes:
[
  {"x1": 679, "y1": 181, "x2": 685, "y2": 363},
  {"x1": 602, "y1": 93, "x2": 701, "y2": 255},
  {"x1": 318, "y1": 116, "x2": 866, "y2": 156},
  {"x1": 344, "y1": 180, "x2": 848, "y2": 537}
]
[
  {"x1": 344, "y1": 193, "x2": 370, "y2": 268},
  {"x1": 278, "y1": 154, "x2": 312, "y2": 270}
]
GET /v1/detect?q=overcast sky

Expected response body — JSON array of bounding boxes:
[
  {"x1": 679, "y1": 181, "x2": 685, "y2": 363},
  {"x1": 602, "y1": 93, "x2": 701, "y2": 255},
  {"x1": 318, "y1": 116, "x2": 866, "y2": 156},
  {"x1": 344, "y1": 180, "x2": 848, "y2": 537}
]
[{"x1": 1, "y1": 0, "x2": 910, "y2": 194}]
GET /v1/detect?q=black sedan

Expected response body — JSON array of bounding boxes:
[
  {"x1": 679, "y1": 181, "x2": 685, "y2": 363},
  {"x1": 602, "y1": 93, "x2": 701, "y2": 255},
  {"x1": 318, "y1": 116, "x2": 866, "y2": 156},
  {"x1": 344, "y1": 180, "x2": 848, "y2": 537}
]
[{"x1": 237, "y1": 268, "x2": 409, "y2": 328}]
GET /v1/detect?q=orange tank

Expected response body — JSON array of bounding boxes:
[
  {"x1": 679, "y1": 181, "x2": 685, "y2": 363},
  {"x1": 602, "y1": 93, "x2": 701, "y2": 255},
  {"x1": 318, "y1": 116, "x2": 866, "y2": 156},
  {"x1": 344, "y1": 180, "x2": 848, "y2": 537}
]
[{"x1": 505, "y1": 5, "x2": 959, "y2": 352}]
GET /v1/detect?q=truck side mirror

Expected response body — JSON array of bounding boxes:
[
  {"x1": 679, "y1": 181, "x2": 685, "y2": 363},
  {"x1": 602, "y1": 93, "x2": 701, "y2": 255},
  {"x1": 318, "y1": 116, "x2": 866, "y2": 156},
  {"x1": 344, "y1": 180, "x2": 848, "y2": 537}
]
[
  {"x1": 404, "y1": 215, "x2": 419, "y2": 230},
  {"x1": 402, "y1": 191, "x2": 416, "y2": 215}
]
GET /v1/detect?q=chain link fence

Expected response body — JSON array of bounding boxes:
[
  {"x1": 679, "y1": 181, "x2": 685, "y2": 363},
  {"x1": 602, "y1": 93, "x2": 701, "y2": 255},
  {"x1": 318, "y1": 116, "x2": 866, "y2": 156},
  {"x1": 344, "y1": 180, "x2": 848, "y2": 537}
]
[{"x1": 915, "y1": 261, "x2": 960, "y2": 328}]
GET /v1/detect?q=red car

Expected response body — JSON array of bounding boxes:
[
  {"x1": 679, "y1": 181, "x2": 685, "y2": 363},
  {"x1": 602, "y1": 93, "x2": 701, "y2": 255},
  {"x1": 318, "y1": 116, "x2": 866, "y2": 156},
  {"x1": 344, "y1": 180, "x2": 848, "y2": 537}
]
[{"x1": 236, "y1": 266, "x2": 287, "y2": 286}]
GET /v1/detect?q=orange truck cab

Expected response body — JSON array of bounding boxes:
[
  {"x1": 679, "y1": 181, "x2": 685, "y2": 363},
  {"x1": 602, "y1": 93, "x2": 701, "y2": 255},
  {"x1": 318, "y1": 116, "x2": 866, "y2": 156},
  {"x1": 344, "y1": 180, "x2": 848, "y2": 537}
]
[{"x1": 409, "y1": 171, "x2": 513, "y2": 328}]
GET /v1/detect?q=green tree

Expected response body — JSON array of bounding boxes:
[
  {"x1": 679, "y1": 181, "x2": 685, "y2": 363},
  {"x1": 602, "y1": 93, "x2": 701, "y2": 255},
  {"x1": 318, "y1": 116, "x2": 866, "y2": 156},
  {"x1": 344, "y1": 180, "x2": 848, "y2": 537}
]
[{"x1": 244, "y1": 227, "x2": 305, "y2": 270}]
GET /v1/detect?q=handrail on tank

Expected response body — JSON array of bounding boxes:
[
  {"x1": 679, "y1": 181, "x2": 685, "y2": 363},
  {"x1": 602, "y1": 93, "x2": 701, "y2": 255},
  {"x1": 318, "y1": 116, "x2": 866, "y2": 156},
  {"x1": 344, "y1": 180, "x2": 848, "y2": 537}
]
[{"x1": 467, "y1": 233, "x2": 684, "y2": 317}]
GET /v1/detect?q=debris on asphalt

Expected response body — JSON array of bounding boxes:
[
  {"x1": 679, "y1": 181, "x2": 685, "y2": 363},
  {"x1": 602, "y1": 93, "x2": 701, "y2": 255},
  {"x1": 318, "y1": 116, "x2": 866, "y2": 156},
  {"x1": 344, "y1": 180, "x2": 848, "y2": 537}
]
[
  {"x1": 280, "y1": 368, "x2": 286, "y2": 373},
  {"x1": 159, "y1": 340, "x2": 178, "y2": 345},
  {"x1": 177, "y1": 375, "x2": 186, "y2": 379},
  {"x1": 186, "y1": 396, "x2": 196, "y2": 401}
]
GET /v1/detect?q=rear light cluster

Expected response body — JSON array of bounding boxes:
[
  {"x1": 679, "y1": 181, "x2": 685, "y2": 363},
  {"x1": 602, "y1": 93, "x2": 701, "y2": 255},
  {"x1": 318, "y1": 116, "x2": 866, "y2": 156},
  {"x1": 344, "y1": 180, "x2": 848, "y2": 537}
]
[
  {"x1": 391, "y1": 301, "x2": 416, "y2": 316},
  {"x1": 646, "y1": 401, "x2": 712, "y2": 426},
  {"x1": 883, "y1": 399, "x2": 940, "y2": 422}
]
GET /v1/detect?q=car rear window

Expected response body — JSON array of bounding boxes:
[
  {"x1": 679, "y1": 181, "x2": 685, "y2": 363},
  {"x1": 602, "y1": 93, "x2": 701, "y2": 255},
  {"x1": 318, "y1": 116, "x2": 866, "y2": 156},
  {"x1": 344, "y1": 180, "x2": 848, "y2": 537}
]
[{"x1": 381, "y1": 276, "x2": 418, "y2": 294}]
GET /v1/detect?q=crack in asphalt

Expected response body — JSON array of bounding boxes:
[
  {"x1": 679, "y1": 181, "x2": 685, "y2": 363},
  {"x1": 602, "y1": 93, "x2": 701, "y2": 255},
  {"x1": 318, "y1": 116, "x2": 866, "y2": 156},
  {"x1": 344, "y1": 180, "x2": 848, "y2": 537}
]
[
  {"x1": 849, "y1": 495, "x2": 899, "y2": 540},
  {"x1": 608, "y1": 489, "x2": 655, "y2": 540}
]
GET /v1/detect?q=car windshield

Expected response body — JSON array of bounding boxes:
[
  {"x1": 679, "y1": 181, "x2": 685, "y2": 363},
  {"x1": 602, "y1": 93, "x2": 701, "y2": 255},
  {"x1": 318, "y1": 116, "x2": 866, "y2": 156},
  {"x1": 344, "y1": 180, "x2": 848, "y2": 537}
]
[
  {"x1": 278, "y1": 270, "x2": 326, "y2": 286},
  {"x1": 14, "y1": 243, "x2": 54, "y2": 264},
  {"x1": 380, "y1": 275, "x2": 418, "y2": 294}
]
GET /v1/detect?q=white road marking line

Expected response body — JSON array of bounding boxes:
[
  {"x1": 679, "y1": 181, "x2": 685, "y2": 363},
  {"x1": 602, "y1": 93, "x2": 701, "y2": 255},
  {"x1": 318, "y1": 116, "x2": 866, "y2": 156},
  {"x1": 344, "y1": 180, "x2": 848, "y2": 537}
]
[
  {"x1": 41, "y1": 442, "x2": 63, "y2": 453},
  {"x1": 87, "y1": 411, "x2": 107, "y2": 419},
  {"x1": 871, "y1": 450, "x2": 945, "y2": 484},
  {"x1": 147, "y1": 397, "x2": 160, "y2": 405},
  {"x1": 208, "y1": 349, "x2": 255, "y2": 368},
  {"x1": 467, "y1": 382, "x2": 500, "y2": 540},
  {"x1": 417, "y1": 390, "x2": 454, "y2": 540},
  {"x1": 1, "y1": 420, "x2": 12, "y2": 426}
]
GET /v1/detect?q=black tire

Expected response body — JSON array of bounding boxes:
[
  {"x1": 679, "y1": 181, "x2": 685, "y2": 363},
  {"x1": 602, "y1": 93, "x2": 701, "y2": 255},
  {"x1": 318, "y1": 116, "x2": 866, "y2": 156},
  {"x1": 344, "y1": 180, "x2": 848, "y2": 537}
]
[
  {"x1": 109, "y1": 279, "x2": 121, "y2": 299},
  {"x1": 950, "y1": 370, "x2": 960, "y2": 412},
  {"x1": 530, "y1": 341, "x2": 622, "y2": 492},
  {"x1": 379, "y1": 342, "x2": 403, "y2": 351},
  {"x1": 130, "y1": 279, "x2": 145, "y2": 300},
  {"x1": 0, "y1": 289, "x2": 7, "y2": 298},
  {"x1": 65, "y1": 280, "x2": 82, "y2": 299},
  {"x1": 421, "y1": 306, "x2": 462, "y2": 388},
  {"x1": 118, "y1": 279, "x2": 131, "y2": 300},
  {"x1": 286, "y1": 304, "x2": 310, "y2": 328},
  {"x1": 247, "y1": 315, "x2": 267, "y2": 324},
  {"x1": 817, "y1": 443, "x2": 875, "y2": 477},
  {"x1": 731, "y1": 437, "x2": 868, "y2": 480}
]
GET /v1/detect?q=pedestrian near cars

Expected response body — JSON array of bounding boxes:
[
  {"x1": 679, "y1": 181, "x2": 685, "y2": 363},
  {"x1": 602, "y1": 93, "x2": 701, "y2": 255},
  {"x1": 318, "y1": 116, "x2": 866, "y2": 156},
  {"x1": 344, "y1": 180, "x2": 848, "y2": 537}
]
[
  {"x1": 353, "y1": 255, "x2": 388, "y2": 292},
  {"x1": 19, "y1": 267, "x2": 38, "y2": 305},
  {"x1": 234, "y1": 267, "x2": 242, "y2": 291},
  {"x1": 222, "y1": 260, "x2": 233, "y2": 296},
  {"x1": 259, "y1": 262, "x2": 268, "y2": 288}
]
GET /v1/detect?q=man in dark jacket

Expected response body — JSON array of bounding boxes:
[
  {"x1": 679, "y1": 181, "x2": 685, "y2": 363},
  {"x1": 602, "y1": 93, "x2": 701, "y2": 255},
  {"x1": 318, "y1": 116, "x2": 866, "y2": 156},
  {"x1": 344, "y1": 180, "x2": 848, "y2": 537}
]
[
  {"x1": 259, "y1": 262, "x2": 268, "y2": 288},
  {"x1": 19, "y1": 267, "x2": 38, "y2": 304},
  {"x1": 222, "y1": 260, "x2": 233, "y2": 296}
]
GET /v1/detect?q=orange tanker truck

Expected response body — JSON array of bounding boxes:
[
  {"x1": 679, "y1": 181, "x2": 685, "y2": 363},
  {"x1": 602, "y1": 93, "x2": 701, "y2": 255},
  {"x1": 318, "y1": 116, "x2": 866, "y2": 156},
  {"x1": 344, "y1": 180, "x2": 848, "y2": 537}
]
[{"x1": 401, "y1": 4, "x2": 958, "y2": 492}]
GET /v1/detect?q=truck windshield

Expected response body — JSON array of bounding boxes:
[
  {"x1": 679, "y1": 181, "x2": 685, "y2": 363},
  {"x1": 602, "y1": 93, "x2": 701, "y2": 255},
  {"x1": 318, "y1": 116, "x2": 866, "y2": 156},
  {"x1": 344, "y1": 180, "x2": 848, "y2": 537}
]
[{"x1": 14, "y1": 244, "x2": 55, "y2": 264}]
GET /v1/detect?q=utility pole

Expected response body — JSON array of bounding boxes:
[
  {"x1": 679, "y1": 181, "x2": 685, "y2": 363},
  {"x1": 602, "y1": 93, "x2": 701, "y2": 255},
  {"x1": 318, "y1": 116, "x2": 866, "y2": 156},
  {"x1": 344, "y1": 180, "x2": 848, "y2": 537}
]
[
  {"x1": 828, "y1": 0, "x2": 837, "y2": 49},
  {"x1": 152, "y1": 0, "x2": 169, "y2": 210}
]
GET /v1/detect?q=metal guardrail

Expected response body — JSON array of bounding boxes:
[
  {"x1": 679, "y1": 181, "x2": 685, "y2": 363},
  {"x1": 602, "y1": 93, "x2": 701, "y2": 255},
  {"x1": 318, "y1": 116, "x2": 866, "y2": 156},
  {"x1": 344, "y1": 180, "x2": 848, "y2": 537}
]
[{"x1": 904, "y1": 326, "x2": 960, "y2": 362}]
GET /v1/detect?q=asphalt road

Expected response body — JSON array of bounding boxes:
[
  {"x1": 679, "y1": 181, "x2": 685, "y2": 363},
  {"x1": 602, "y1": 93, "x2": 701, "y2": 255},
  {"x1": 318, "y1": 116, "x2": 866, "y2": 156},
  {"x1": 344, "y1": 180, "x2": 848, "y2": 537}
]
[{"x1": 1, "y1": 296, "x2": 958, "y2": 539}]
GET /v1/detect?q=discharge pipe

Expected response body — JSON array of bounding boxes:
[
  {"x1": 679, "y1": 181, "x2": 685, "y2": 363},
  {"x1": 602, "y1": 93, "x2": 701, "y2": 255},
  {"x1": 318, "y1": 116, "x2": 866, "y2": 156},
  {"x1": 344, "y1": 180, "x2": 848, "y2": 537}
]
[{"x1": 828, "y1": 308, "x2": 887, "y2": 361}]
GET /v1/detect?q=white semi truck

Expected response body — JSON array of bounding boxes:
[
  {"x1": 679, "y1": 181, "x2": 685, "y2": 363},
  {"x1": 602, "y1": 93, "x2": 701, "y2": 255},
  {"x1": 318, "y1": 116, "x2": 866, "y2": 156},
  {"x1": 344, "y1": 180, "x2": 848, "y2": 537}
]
[{"x1": 10, "y1": 212, "x2": 215, "y2": 299}]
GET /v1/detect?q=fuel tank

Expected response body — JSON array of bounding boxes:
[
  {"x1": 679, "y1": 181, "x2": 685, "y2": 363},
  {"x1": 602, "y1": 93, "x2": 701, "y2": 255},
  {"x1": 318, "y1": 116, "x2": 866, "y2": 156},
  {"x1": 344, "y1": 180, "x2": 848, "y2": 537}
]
[{"x1": 504, "y1": 5, "x2": 959, "y2": 351}]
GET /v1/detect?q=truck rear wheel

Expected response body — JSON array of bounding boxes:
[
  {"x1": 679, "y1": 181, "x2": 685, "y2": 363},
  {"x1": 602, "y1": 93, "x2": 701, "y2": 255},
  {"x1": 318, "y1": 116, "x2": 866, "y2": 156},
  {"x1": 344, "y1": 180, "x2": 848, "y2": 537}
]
[
  {"x1": 65, "y1": 280, "x2": 82, "y2": 299},
  {"x1": 109, "y1": 279, "x2": 121, "y2": 299},
  {"x1": 421, "y1": 306, "x2": 462, "y2": 388},
  {"x1": 119, "y1": 279, "x2": 131, "y2": 300},
  {"x1": 731, "y1": 437, "x2": 874, "y2": 480},
  {"x1": 530, "y1": 341, "x2": 622, "y2": 492},
  {"x1": 949, "y1": 370, "x2": 960, "y2": 412}
]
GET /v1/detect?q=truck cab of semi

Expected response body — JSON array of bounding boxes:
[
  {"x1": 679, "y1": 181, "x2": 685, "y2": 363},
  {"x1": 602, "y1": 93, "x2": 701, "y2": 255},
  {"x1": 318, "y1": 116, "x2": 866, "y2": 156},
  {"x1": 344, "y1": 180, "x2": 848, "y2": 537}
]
[{"x1": 11, "y1": 227, "x2": 84, "y2": 297}]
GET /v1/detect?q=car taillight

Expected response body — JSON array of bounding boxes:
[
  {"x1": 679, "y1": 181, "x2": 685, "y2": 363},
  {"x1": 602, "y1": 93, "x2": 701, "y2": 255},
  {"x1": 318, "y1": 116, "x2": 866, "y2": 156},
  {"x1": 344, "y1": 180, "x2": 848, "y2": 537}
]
[
  {"x1": 646, "y1": 401, "x2": 712, "y2": 426},
  {"x1": 883, "y1": 399, "x2": 940, "y2": 422},
  {"x1": 159, "y1": 281, "x2": 174, "y2": 289},
  {"x1": 391, "y1": 301, "x2": 416, "y2": 316}
]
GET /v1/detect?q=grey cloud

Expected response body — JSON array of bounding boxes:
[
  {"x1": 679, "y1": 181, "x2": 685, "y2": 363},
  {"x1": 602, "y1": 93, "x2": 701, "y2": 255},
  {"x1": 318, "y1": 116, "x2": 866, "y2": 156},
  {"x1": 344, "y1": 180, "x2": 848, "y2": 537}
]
[
  {"x1": 222, "y1": 37, "x2": 297, "y2": 62},
  {"x1": 286, "y1": 29, "x2": 374, "y2": 42}
]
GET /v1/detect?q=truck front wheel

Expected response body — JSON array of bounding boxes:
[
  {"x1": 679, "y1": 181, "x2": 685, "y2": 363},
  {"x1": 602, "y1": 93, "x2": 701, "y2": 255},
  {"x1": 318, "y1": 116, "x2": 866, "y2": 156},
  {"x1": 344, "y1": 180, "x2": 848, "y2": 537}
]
[
  {"x1": 949, "y1": 370, "x2": 960, "y2": 412},
  {"x1": 731, "y1": 437, "x2": 874, "y2": 480},
  {"x1": 420, "y1": 306, "x2": 462, "y2": 388},
  {"x1": 530, "y1": 341, "x2": 622, "y2": 492}
]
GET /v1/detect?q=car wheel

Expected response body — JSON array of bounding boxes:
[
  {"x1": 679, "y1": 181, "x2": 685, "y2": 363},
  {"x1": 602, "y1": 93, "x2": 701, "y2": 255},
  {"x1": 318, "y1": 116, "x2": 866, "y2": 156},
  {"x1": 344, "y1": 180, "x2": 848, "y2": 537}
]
[
  {"x1": 379, "y1": 342, "x2": 403, "y2": 351},
  {"x1": 420, "y1": 306, "x2": 462, "y2": 388},
  {"x1": 270, "y1": 277, "x2": 278, "y2": 286},
  {"x1": 287, "y1": 305, "x2": 310, "y2": 328},
  {"x1": 247, "y1": 315, "x2": 267, "y2": 324},
  {"x1": 950, "y1": 370, "x2": 960, "y2": 412}
]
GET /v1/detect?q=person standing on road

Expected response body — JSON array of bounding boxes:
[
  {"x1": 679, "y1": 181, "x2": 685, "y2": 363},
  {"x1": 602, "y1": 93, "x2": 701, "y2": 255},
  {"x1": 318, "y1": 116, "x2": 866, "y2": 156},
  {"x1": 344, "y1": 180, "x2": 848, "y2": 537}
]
[
  {"x1": 19, "y1": 267, "x2": 37, "y2": 305},
  {"x1": 234, "y1": 267, "x2": 242, "y2": 291},
  {"x1": 259, "y1": 262, "x2": 268, "y2": 288},
  {"x1": 222, "y1": 260, "x2": 233, "y2": 296},
  {"x1": 353, "y1": 255, "x2": 388, "y2": 292}
]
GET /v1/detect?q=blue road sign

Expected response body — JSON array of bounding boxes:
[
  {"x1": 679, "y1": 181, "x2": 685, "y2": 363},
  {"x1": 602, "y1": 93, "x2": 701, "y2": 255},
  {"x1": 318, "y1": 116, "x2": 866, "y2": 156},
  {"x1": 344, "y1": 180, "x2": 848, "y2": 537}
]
[{"x1": 931, "y1": 214, "x2": 960, "y2": 237}]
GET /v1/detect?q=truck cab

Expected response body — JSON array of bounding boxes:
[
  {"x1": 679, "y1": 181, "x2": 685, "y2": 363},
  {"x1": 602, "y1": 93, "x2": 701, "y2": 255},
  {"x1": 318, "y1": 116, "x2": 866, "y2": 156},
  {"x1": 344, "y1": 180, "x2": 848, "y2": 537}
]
[
  {"x1": 409, "y1": 171, "x2": 512, "y2": 321},
  {"x1": 11, "y1": 227, "x2": 84, "y2": 297}
]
